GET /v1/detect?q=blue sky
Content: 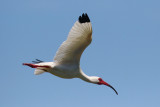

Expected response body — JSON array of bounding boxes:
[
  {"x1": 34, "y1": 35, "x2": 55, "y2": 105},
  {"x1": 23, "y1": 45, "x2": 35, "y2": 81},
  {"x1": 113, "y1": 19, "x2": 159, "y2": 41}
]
[{"x1": 0, "y1": 0, "x2": 160, "y2": 107}]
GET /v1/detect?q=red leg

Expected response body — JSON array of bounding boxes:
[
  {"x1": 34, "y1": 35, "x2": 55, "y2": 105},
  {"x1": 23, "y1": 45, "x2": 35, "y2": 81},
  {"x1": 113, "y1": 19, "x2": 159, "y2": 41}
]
[{"x1": 23, "y1": 63, "x2": 51, "y2": 68}]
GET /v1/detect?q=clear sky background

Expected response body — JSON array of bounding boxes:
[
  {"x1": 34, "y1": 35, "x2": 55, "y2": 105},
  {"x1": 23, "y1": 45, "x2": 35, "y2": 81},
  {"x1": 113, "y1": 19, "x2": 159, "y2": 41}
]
[{"x1": 0, "y1": 0, "x2": 160, "y2": 107}]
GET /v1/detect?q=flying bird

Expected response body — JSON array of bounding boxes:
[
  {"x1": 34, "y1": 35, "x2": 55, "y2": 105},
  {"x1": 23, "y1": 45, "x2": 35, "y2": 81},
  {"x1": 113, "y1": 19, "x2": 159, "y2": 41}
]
[{"x1": 23, "y1": 13, "x2": 118, "y2": 95}]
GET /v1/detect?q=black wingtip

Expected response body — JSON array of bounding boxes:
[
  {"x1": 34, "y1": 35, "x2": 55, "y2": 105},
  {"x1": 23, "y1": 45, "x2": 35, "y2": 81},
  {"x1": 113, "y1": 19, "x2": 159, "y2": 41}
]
[{"x1": 78, "y1": 13, "x2": 90, "y2": 23}]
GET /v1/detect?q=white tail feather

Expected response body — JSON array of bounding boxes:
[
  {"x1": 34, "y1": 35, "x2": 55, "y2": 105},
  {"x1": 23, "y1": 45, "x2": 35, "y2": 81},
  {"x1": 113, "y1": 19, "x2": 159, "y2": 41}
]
[{"x1": 34, "y1": 69, "x2": 45, "y2": 75}]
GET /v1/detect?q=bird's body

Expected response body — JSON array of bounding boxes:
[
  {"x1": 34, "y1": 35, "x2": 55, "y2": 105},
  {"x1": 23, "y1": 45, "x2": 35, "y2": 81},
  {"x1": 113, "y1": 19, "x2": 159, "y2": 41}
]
[
  {"x1": 23, "y1": 13, "x2": 118, "y2": 95},
  {"x1": 29, "y1": 61, "x2": 95, "y2": 82},
  {"x1": 50, "y1": 62, "x2": 80, "y2": 79}
]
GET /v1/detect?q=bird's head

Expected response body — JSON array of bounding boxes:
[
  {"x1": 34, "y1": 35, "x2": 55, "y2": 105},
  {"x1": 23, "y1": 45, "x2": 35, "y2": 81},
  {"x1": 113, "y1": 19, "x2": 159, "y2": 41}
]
[{"x1": 92, "y1": 77, "x2": 118, "y2": 95}]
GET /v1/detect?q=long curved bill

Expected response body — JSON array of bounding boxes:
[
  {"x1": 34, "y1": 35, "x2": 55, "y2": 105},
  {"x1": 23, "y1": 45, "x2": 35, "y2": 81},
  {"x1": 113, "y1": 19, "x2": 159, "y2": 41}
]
[
  {"x1": 107, "y1": 84, "x2": 118, "y2": 95},
  {"x1": 101, "y1": 80, "x2": 118, "y2": 95}
]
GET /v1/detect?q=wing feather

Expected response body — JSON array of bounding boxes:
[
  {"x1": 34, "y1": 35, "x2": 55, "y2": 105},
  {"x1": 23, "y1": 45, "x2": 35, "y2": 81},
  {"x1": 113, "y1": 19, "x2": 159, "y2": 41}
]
[{"x1": 54, "y1": 14, "x2": 92, "y2": 65}]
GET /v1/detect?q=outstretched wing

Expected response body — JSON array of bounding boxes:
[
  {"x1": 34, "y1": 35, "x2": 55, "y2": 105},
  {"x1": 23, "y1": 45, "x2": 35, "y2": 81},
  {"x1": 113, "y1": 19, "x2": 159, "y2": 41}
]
[{"x1": 54, "y1": 13, "x2": 92, "y2": 65}]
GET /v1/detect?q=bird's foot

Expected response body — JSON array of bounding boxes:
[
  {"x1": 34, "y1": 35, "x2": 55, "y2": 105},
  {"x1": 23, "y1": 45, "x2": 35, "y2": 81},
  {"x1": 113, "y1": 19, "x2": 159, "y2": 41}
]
[{"x1": 23, "y1": 63, "x2": 51, "y2": 68}]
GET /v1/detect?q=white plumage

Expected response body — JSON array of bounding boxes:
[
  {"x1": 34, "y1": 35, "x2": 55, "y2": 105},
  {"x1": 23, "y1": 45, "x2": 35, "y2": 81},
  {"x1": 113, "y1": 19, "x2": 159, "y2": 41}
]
[
  {"x1": 23, "y1": 13, "x2": 118, "y2": 95},
  {"x1": 54, "y1": 21, "x2": 92, "y2": 65}
]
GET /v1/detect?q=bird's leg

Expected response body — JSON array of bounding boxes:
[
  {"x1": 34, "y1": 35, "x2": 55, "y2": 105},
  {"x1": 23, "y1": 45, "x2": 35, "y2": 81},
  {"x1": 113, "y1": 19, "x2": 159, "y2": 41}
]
[{"x1": 23, "y1": 63, "x2": 51, "y2": 68}]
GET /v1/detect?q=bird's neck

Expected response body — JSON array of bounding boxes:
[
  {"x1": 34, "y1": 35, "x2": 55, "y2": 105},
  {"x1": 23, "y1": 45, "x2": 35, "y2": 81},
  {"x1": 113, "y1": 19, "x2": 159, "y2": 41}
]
[{"x1": 79, "y1": 69, "x2": 93, "y2": 83}]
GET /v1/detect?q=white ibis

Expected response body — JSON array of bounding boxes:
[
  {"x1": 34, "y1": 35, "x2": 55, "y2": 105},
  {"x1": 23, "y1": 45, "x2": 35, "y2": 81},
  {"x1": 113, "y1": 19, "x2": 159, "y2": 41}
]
[{"x1": 23, "y1": 13, "x2": 118, "y2": 95}]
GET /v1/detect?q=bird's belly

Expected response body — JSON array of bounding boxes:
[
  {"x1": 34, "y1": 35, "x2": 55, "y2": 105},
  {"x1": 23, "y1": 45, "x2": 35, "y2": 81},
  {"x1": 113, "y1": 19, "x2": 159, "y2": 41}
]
[{"x1": 49, "y1": 66, "x2": 79, "y2": 79}]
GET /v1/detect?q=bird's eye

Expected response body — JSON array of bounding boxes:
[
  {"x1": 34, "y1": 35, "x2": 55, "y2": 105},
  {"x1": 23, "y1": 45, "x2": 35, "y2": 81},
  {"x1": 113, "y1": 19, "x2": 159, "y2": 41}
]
[{"x1": 98, "y1": 78, "x2": 102, "y2": 81}]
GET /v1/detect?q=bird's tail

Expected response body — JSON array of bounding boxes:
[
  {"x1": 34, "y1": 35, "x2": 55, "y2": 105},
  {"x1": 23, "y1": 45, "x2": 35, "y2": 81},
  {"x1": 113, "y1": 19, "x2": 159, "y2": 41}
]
[
  {"x1": 23, "y1": 61, "x2": 54, "y2": 75},
  {"x1": 34, "y1": 69, "x2": 45, "y2": 75}
]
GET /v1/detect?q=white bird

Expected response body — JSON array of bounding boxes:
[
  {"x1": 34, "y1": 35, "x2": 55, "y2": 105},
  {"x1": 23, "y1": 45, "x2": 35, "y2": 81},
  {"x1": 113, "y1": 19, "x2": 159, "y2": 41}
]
[{"x1": 23, "y1": 13, "x2": 118, "y2": 95}]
